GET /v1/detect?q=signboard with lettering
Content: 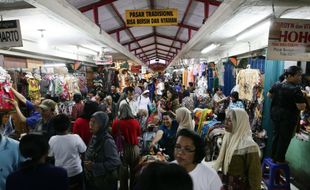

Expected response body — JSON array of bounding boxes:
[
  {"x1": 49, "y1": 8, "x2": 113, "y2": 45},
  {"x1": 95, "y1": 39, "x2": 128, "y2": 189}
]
[
  {"x1": 125, "y1": 9, "x2": 178, "y2": 27},
  {"x1": 267, "y1": 18, "x2": 310, "y2": 61},
  {"x1": 0, "y1": 20, "x2": 23, "y2": 48}
]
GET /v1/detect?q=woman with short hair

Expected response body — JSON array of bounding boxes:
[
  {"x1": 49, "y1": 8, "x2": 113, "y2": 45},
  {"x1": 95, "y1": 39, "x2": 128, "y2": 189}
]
[
  {"x1": 174, "y1": 128, "x2": 222, "y2": 190},
  {"x1": 72, "y1": 101, "x2": 99, "y2": 145}
]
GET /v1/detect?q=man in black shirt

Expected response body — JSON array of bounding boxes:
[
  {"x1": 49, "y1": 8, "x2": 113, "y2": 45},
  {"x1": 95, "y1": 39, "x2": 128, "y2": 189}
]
[
  {"x1": 268, "y1": 66, "x2": 306, "y2": 162},
  {"x1": 110, "y1": 85, "x2": 120, "y2": 103}
]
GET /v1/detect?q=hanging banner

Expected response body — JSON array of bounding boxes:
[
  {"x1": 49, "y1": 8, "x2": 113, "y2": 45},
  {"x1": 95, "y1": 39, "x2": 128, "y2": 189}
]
[
  {"x1": 95, "y1": 55, "x2": 113, "y2": 65},
  {"x1": 0, "y1": 20, "x2": 23, "y2": 48},
  {"x1": 125, "y1": 9, "x2": 178, "y2": 27},
  {"x1": 267, "y1": 18, "x2": 310, "y2": 61}
]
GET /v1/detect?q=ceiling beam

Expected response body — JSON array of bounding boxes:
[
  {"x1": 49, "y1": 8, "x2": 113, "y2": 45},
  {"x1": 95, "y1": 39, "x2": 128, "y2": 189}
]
[
  {"x1": 121, "y1": 33, "x2": 154, "y2": 46},
  {"x1": 107, "y1": 26, "x2": 132, "y2": 34},
  {"x1": 106, "y1": 23, "x2": 198, "y2": 35},
  {"x1": 157, "y1": 47, "x2": 176, "y2": 54},
  {"x1": 79, "y1": 0, "x2": 117, "y2": 12},
  {"x1": 157, "y1": 52, "x2": 173, "y2": 57},
  {"x1": 166, "y1": 0, "x2": 193, "y2": 59},
  {"x1": 110, "y1": 3, "x2": 148, "y2": 58},
  {"x1": 122, "y1": 32, "x2": 187, "y2": 46},
  {"x1": 178, "y1": 23, "x2": 199, "y2": 31},
  {"x1": 195, "y1": 0, "x2": 222, "y2": 6},
  {"x1": 136, "y1": 48, "x2": 156, "y2": 56},
  {"x1": 130, "y1": 42, "x2": 181, "y2": 52},
  {"x1": 157, "y1": 42, "x2": 181, "y2": 50},
  {"x1": 143, "y1": 56, "x2": 170, "y2": 61},
  {"x1": 131, "y1": 43, "x2": 156, "y2": 52},
  {"x1": 155, "y1": 33, "x2": 187, "y2": 44},
  {"x1": 140, "y1": 52, "x2": 173, "y2": 59},
  {"x1": 145, "y1": 56, "x2": 171, "y2": 61}
]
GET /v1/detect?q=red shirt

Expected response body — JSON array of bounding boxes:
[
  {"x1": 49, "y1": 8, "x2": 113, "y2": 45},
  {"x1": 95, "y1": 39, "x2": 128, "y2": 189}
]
[
  {"x1": 71, "y1": 102, "x2": 84, "y2": 120},
  {"x1": 112, "y1": 118, "x2": 141, "y2": 145},
  {"x1": 72, "y1": 117, "x2": 92, "y2": 145}
]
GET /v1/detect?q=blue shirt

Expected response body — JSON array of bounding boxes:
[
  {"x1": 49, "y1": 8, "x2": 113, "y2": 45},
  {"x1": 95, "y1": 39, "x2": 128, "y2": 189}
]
[
  {"x1": 158, "y1": 120, "x2": 179, "y2": 160},
  {"x1": 159, "y1": 120, "x2": 178, "y2": 146},
  {"x1": 0, "y1": 135, "x2": 23, "y2": 190},
  {"x1": 25, "y1": 100, "x2": 42, "y2": 129}
]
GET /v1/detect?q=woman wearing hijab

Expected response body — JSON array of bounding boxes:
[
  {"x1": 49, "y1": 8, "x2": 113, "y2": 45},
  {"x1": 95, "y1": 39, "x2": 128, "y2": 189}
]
[
  {"x1": 176, "y1": 107, "x2": 194, "y2": 131},
  {"x1": 84, "y1": 111, "x2": 121, "y2": 190},
  {"x1": 181, "y1": 90, "x2": 195, "y2": 112},
  {"x1": 213, "y1": 108, "x2": 261, "y2": 190},
  {"x1": 112, "y1": 104, "x2": 141, "y2": 190}
]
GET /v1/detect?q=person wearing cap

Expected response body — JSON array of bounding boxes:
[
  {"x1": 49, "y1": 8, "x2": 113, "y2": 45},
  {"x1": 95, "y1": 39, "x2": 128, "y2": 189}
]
[
  {"x1": 137, "y1": 90, "x2": 152, "y2": 112},
  {"x1": 8, "y1": 87, "x2": 42, "y2": 130},
  {"x1": 37, "y1": 99, "x2": 57, "y2": 139}
]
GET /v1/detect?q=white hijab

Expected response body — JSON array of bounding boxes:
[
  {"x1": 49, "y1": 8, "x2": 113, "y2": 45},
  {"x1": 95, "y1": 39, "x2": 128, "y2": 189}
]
[
  {"x1": 176, "y1": 107, "x2": 194, "y2": 131},
  {"x1": 213, "y1": 108, "x2": 260, "y2": 174}
]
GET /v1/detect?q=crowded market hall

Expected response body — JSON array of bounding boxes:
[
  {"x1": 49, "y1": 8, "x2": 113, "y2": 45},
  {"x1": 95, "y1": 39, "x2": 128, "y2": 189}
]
[{"x1": 1, "y1": 0, "x2": 310, "y2": 190}]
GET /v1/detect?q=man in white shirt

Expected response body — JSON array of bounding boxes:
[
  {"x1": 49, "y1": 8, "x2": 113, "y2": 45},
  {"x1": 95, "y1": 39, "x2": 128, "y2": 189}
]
[
  {"x1": 48, "y1": 114, "x2": 87, "y2": 188},
  {"x1": 119, "y1": 87, "x2": 138, "y2": 116}
]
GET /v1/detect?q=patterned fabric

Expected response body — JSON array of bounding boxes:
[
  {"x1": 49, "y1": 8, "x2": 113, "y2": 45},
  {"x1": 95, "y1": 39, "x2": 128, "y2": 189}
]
[{"x1": 181, "y1": 96, "x2": 195, "y2": 112}]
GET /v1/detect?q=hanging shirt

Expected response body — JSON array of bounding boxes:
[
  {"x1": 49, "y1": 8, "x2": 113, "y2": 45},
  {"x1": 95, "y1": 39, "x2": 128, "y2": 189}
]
[{"x1": 236, "y1": 69, "x2": 260, "y2": 101}]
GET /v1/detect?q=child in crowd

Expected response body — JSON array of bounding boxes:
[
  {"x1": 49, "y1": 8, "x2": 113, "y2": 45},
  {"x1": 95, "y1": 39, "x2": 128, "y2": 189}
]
[{"x1": 48, "y1": 114, "x2": 87, "y2": 190}]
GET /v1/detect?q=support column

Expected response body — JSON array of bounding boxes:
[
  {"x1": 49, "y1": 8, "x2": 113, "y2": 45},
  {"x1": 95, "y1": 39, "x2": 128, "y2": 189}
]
[
  {"x1": 203, "y1": 0, "x2": 209, "y2": 23},
  {"x1": 93, "y1": 6, "x2": 99, "y2": 26},
  {"x1": 116, "y1": 31, "x2": 120, "y2": 43},
  {"x1": 188, "y1": 28, "x2": 192, "y2": 40}
]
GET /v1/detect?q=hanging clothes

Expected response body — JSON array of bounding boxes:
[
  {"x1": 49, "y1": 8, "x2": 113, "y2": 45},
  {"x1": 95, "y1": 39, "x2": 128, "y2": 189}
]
[
  {"x1": 236, "y1": 69, "x2": 261, "y2": 101},
  {"x1": 182, "y1": 69, "x2": 188, "y2": 87},
  {"x1": 27, "y1": 78, "x2": 41, "y2": 101},
  {"x1": 0, "y1": 67, "x2": 14, "y2": 111}
]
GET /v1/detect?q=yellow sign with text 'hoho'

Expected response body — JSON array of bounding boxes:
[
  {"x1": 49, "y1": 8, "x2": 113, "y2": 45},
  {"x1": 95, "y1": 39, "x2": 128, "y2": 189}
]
[{"x1": 125, "y1": 9, "x2": 178, "y2": 27}]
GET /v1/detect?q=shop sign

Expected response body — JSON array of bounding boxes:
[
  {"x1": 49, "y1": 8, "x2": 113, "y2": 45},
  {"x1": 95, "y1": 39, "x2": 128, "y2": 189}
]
[
  {"x1": 0, "y1": 20, "x2": 23, "y2": 48},
  {"x1": 95, "y1": 55, "x2": 113, "y2": 65},
  {"x1": 125, "y1": 9, "x2": 178, "y2": 27},
  {"x1": 267, "y1": 18, "x2": 310, "y2": 61}
]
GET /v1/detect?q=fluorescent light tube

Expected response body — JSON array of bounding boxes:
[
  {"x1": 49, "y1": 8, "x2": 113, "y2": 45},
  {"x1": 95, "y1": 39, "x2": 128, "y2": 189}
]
[{"x1": 201, "y1": 43, "x2": 220, "y2": 54}]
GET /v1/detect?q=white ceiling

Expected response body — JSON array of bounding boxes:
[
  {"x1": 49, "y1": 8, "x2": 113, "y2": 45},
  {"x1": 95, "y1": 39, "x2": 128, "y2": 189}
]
[
  {"x1": 170, "y1": 0, "x2": 310, "y2": 66},
  {"x1": 0, "y1": 0, "x2": 144, "y2": 64}
]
